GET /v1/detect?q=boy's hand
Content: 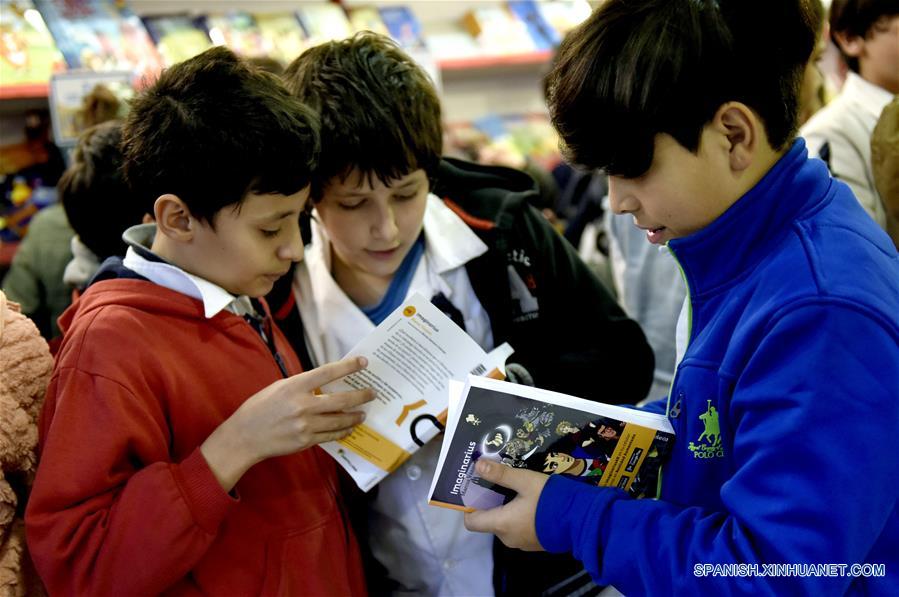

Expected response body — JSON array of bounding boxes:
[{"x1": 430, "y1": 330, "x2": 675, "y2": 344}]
[
  {"x1": 464, "y1": 460, "x2": 548, "y2": 552},
  {"x1": 201, "y1": 357, "x2": 375, "y2": 491}
]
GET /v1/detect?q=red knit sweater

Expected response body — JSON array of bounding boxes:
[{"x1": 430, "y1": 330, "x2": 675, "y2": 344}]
[{"x1": 25, "y1": 279, "x2": 366, "y2": 596}]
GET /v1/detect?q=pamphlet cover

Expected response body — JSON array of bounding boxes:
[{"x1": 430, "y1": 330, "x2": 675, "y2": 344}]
[
  {"x1": 429, "y1": 376, "x2": 675, "y2": 512},
  {"x1": 318, "y1": 293, "x2": 513, "y2": 492},
  {"x1": 34, "y1": 0, "x2": 162, "y2": 80}
]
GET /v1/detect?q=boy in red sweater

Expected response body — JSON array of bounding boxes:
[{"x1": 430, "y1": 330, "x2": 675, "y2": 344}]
[{"x1": 25, "y1": 47, "x2": 374, "y2": 595}]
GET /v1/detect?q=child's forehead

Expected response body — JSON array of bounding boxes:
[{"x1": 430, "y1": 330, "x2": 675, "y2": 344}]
[
  {"x1": 235, "y1": 188, "x2": 309, "y2": 218},
  {"x1": 331, "y1": 167, "x2": 427, "y2": 192}
]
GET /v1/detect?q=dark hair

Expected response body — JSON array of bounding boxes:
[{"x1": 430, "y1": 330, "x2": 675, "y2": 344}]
[
  {"x1": 75, "y1": 84, "x2": 120, "y2": 132},
  {"x1": 830, "y1": 0, "x2": 899, "y2": 72},
  {"x1": 282, "y1": 32, "x2": 442, "y2": 200},
  {"x1": 123, "y1": 46, "x2": 319, "y2": 224},
  {"x1": 544, "y1": 0, "x2": 817, "y2": 178},
  {"x1": 60, "y1": 120, "x2": 147, "y2": 260}
]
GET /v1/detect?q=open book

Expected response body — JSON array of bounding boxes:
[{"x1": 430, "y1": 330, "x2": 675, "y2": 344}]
[
  {"x1": 319, "y1": 293, "x2": 512, "y2": 492},
  {"x1": 428, "y1": 376, "x2": 675, "y2": 512}
]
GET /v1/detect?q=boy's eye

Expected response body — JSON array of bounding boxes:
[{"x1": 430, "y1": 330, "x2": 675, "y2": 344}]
[
  {"x1": 394, "y1": 193, "x2": 417, "y2": 201},
  {"x1": 339, "y1": 200, "x2": 365, "y2": 210},
  {"x1": 260, "y1": 228, "x2": 281, "y2": 238}
]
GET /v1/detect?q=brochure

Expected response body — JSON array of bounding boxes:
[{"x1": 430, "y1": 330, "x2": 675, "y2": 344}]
[
  {"x1": 428, "y1": 376, "x2": 675, "y2": 512},
  {"x1": 319, "y1": 292, "x2": 513, "y2": 492}
]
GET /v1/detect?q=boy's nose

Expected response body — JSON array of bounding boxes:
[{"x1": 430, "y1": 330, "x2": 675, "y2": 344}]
[
  {"x1": 608, "y1": 177, "x2": 639, "y2": 215},
  {"x1": 279, "y1": 226, "x2": 305, "y2": 263},
  {"x1": 372, "y1": 205, "x2": 399, "y2": 240}
]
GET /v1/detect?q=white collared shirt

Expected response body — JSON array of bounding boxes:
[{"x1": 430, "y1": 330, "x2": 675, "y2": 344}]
[
  {"x1": 801, "y1": 72, "x2": 895, "y2": 227},
  {"x1": 294, "y1": 195, "x2": 496, "y2": 596},
  {"x1": 121, "y1": 224, "x2": 257, "y2": 319}
]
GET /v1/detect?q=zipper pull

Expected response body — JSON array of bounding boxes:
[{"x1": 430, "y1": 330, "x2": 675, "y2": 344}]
[{"x1": 669, "y1": 393, "x2": 684, "y2": 419}]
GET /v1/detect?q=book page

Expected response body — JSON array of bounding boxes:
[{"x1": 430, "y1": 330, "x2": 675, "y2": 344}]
[
  {"x1": 319, "y1": 293, "x2": 511, "y2": 491},
  {"x1": 428, "y1": 375, "x2": 675, "y2": 512}
]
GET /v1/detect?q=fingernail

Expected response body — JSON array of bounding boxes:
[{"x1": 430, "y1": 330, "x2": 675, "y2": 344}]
[
  {"x1": 476, "y1": 460, "x2": 490, "y2": 474},
  {"x1": 358, "y1": 356, "x2": 368, "y2": 367}
]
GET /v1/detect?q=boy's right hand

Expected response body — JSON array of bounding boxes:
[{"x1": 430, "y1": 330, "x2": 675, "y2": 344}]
[{"x1": 201, "y1": 357, "x2": 375, "y2": 492}]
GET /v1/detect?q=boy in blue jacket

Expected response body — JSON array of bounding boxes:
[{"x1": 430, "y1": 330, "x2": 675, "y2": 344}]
[{"x1": 465, "y1": 1, "x2": 899, "y2": 594}]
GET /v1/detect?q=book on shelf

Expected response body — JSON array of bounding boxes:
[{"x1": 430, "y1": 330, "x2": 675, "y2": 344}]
[
  {"x1": 428, "y1": 375, "x2": 675, "y2": 512},
  {"x1": 199, "y1": 12, "x2": 266, "y2": 58},
  {"x1": 141, "y1": 13, "x2": 212, "y2": 68},
  {"x1": 0, "y1": 0, "x2": 66, "y2": 87},
  {"x1": 462, "y1": 5, "x2": 540, "y2": 55},
  {"x1": 34, "y1": 0, "x2": 162, "y2": 81},
  {"x1": 253, "y1": 12, "x2": 308, "y2": 65},
  {"x1": 536, "y1": 0, "x2": 592, "y2": 37},
  {"x1": 317, "y1": 292, "x2": 514, "y2": 492},
  {"x1": 507, "y1": 0, "x2": 560, "y2": 49},
  {"x1": 295, "y1": 3, "x2": 352, "y2": 46},
  {"x1": 347, "y1": 6, "x2": 389, "y2": 36},
  {"x1": 378, "y1": 5, "x2": 427, "y2": 51}
]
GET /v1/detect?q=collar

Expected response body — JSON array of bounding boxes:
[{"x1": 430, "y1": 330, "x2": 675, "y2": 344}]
[
  {"x1": 121, "y1": 223, "x2": 257, "y2": 319},
  {"x1": 841, "y1": 72, "x2": 896, "y2": 121},
  {"x1": 422, "y1": 194, "x2": 489, "y2": 271},
  {"x1": 668, "y1": 139, "x2": 832, "y2": 300}
]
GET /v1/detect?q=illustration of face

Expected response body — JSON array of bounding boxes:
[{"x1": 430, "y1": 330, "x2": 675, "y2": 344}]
[
  {"x1": 543, "y1": 452, "x2": 576, "y2": 474},
  {"x1": 598, "y1": 425, "x2": 619, "y2": 440},
  {"x1": 557, "y1": 422, "x2": 579, "y2": 435}
]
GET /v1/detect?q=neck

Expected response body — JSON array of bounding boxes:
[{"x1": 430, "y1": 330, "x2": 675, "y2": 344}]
[
  {"x1": 734, "y1": 143, "x2": 788, "y2": 202},
  {"x1": 331, "y1": 251, "x2": 391, "y2": 308}
]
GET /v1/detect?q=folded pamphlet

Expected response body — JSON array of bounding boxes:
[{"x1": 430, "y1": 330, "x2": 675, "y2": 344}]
[{"x1": 319, "y1": 293, "x2": 513, "y2": 491}]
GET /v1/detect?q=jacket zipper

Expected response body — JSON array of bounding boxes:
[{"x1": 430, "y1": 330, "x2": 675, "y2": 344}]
[{"x1": 658, "y1": 244, "x2": 693, "y2": 498}]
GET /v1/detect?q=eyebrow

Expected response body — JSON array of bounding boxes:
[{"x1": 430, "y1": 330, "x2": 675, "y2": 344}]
[
  {"x1": 335, "y1": 178, "x2": 423, "y2": 198},
  {"x1": 258, "y1": 210, "x2": 299, "y2": 222}
]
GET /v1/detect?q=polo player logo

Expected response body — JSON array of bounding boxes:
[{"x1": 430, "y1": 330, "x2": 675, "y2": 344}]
[
  {"x1": 697, "y1": 400, "x2": 720, "y2": 446},
  {"x1": 688, "y1": 399, "x2": 725, "y2": 459}
]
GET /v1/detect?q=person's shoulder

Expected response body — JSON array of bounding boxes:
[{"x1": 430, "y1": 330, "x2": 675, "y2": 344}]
[
  {"x1": 800, "y1": 94, "x2": 869, "y2": 149},
  {"x1": 791, "y1": 189, "x2": 899, "y2": 320}
]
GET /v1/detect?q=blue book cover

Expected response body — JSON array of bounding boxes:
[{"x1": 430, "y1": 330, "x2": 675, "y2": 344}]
[
  {"x1": 378, "y1": 5, "x2": 426, "y2": 51},
  {"x1": 507, "y1": 0, "x2": 559, "y2": 49}
]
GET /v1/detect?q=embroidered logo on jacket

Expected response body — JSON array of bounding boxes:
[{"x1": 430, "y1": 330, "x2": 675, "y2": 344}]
[
  {"x1": 688, "y1": 399, "x2": 725, "y2": 459},
  {"x1": 507, "y1": 249, "x2": 539, "y2": 322}
]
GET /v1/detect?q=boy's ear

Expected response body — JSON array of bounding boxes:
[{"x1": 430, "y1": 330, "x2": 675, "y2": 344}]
[
  {"x1": 713, "y1": 102, "x2": 757, "y2": 173},
  {"x1": 154, "y1": 194, "x2": 194, "y2": 242},
  {"x1": 832, "y1": 31, "x2": 864, "y2": 58}
]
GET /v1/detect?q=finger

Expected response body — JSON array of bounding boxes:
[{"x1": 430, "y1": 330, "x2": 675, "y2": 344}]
[
  {"x1": 474, "y1": 459, "x2": 539, "y2": 494},
  {"x1": 464, "y1": 508, "x2": 503, "y2": 534},
  {"x1": 312, "y1": 426, "x2": 361, "y2": 445},
  {"x1": 313, "y1": 389, "x2": 376, "y2": 412},
  {"x1": 309, "y1": 411, "x2": 366, "y2": 434},
  {"x1": 291, "y1": 357, "x2": 368, "y2": 391}
]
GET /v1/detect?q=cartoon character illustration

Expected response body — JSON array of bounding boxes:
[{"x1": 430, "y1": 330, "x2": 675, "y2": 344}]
[
  {"x1": 465, "y1": 414, "x2": 481, "y2": 426},
  {"x1": 541, "y1": 451, "x2": 605, "y2": 478},
  {"x1": 486, "y1": 432, "x2": 504, "y2": 447}
]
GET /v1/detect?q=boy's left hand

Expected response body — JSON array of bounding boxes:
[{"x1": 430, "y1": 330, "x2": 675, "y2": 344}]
[{"x1": 463, "y1": 459, "x2": 548, "y2": 552}]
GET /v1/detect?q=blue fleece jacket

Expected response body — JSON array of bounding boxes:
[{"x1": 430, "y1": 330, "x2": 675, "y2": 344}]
[{"x1": 536, "y1": 140, "x2": 899, "y2": 596}]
